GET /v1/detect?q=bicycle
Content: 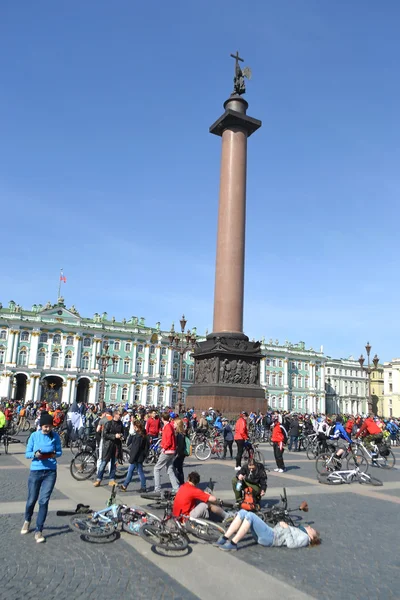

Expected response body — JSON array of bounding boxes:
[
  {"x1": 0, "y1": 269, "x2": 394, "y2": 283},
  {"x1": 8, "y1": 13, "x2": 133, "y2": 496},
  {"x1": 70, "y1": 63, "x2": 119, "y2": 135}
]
[
  {"x1": 70, "y1": 485, "x2": 160, "y2": 539},
  {"x1": 315, "y1": 443, "x2": 368, "y2": 475},
  {"x1": 139, "y1": 490, "x2": 226, "y2": 551},
  {"x1": 242, "y1": 440, "x2": 265, "y2": 465},
  {"x1": 70, "y1": 445, "x2": 130, "y2": 481},
  {"x1": 70, "y1": 432, "x2": 96, "y2": 456},
  {"x1": 318, "y1": 465, "x2": 382, "y2": 486},
  {"x1": 1, "y1": 431, "x2": 21, "y2": 454},
  {"x1": 354, "y1": 438, "x2": 396, "y2": 469},
  {"x1": 194, "y1": 432, "x2": 224, "y2": 461},
  {"x1": 144, "y1": 437, "x2": 161, "y2": 464}
]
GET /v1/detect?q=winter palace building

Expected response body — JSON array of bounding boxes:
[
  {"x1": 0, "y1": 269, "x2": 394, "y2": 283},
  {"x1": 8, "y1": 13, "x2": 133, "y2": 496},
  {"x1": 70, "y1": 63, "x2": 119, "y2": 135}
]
[{"x1": 0, "y1": 298, "x2": 374, "y2": 415}]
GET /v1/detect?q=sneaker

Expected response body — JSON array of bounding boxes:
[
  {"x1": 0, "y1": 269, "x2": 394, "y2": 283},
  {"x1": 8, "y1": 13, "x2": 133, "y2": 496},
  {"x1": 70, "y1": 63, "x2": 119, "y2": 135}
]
[
  {"x1": 119, "y1": 485, "x2": 127, "y2": 492},
  {"x1": 213, "y1": 535, "x2": 228, "y2": 547},
  {"x1": 278, "y1": 469, "x2": 285, "y2": 473},
  {"x1": 138, "y1": 488, "x2": 147, "y2": 493},
  {"x1": 219, "y1": 540, "x2": 238, "y2": 552},
  {"x1": 274, "y1": 468, "x2": 280, "y2": 472},
  {"x1": 108, "y1": 480, "x2": 117, "y2": 486},
  {"x1": 223, "y1": 511, "x2": 237, "y2": 521},
  {"x1": 21, "y1": 521, "x2": 30, "y2": 535},
  {"x1": 35, "y1": 531, "x2": 45, "y2": 543},
  {"x1": 93, "y1": 481, "x2": 101, "y2": 487},
  {"x1": 234, "y1": 466, "x2": 241, "y2": 471}
]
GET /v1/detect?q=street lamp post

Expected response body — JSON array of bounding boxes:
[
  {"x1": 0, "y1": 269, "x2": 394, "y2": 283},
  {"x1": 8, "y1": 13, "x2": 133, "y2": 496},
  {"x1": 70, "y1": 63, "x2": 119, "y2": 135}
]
[
  {"x1": 96, "y1": 341, "x2": 118, "y2": 411},
  {"x1": 168, "y1": 315, "x2": 197, "y2": 414},
  {"x1": 358, "y1": 342, "x2": 379, "y2": 415}
]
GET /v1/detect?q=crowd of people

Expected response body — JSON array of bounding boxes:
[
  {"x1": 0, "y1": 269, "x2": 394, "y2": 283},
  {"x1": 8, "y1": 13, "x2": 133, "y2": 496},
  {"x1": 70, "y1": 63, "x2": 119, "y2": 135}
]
[{"x1": 1, "y1": 396, "x2": 398, "y2": 547}]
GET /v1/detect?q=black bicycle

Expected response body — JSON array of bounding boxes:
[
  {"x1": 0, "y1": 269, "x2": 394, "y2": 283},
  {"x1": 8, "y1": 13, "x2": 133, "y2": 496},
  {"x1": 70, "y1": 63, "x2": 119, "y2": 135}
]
[{"x1": 70, "y1": 446, "x2": 130, "y2": 481}]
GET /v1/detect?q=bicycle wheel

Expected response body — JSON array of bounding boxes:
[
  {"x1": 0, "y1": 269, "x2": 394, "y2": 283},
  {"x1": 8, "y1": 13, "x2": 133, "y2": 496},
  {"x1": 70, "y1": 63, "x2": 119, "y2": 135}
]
[
  {"x1": 70, "y1": 515, "x2": 116, "y2": 538},
  {"x1": 70, "y1": 451, "x2": 96, "y2": 481},
  {"x1": 346, "y1": 454, "x2": 368, "y2": 473},
  {"x1": 318, "y1": 472, "x2": 344, "y2": 485},
  {"x1": 115, "y1": 449, "x2": 130, "y2": 480},
  {"x1": 139, "y1": 523, "x2": 188, "y2": 551},
  {"x1": 306, "y1": 445, "x2": 318, "y2": 460},
  {"x1": 358, "y1": 473, "x2": 383, "y2": 486},
  {"x1": 4, "y1": 436, "x2": 9, "y2": 455},
  {"x1": 254, "y1": 450, "x2": 265, "y2": 464},
  {"x1": 194, "y1": 441, "x2": 211, "y2": 461},
  {"x1": 186, "y1": 519, "x2": 225, "y2": 543},
  {"x1": 374, "y1": 450, "x2": 396, "y2": 469},
  {"x1": 315, "y1": 453, "x2": 335, "y2": 474},
  {"x1": 22, "y1": 420, "x2": 31, "y2": 432},
  {"x1": 70, "y1": 439, "x2": 82, "y2": 456}
]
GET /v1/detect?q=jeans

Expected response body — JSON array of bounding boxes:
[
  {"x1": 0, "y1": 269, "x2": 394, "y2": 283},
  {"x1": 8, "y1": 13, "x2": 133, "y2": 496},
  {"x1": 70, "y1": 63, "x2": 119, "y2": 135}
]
[
  {"x1": 223, "y1": 440, "x2": 233, "y2": 458},
  {"x1": 173, "y1": 455, "x2": 185, "y2": 486},
  {"x1": 97, "y1": 455, "x2": 116, "y2": 481},
  {"x1": 154, "y1": 453, "x2": 179, "y2": 492},
  {"x1": 237, "y1": 509, "x2": 275, "y2": 546},
  {"x1": 25, "y1": 469, "x2": 57, "y2": 532},
  {"x1": 288, "y1": 435, "x2": 298, "y2": 451},
  {"x1": 123, "y1": 462, "x2": 146, "y2": 489}
]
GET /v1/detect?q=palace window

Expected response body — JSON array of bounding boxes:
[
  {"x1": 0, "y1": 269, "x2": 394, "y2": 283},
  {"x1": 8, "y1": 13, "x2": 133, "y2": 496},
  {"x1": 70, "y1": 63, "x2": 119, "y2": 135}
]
[
  {"x1": 64, "y1": 352, "x2": 72, "y2": 369},
  {"x1": 278, "y1": 397, "x2": 283, "y2": 409},
  {"x1": 174, "y1": 351, "x2": 179, "y2": 361},
  {"x1": 305, "y1": 363, "x2": 309, "y2": 371},
  {"x1": 81, "y1": 354, "x2": 89, "y2": 370},
  {"x1": 124, "y1": 359, "x2": 130, "y2": 374},
  {"x1": 298, "y1": 362, "x2": 302, "y2": 369},
  {"x1": 181, "y1": 364, "x2": 187, "y2": 380},
  {"x1": 114, "y1": 341, "x2": 120, "y2": 351},
  {"x1": 21, "y1": 331, "x2": 29, "y2": 342},
  {"x1": 147, "y1": 385, "x2": 153, "y2": 403},
  {"x1": 305, "y1": 377, "x2": 309, "y2": 388},
  {"x1": 122, "y1": 385, "x2": 128, "y2": 402},
  {"x1": 150, "y1": 345, "x2": 155, "y2": 354},
  {"x1": 266, "y1": 358, "x2": 270, "y2": 366},
  {"x1": 327, "y1": 368, "x2": 331, "y2": 374},
  {"x1": 138, "y1": 344, "x2": 144, "y2": 353},
  {"x1": 173, "y1": 363, "x2": 179, "y2": 379},
  {"x1": 389, "y1": 383, "x2": 393, "y2": 392},
  {"x1": 291, "y1": 374, "x2": 296, "y2": 387},
  {"x1": 158, "y1": 387, "x2": 164, "y2": 406},
  {"x1": 298, "y1": 376, "x2": 302, "y2": 388},
  {"x1": 18, "y1": 349, "x2": 27, "y2": 366},
  {"x1": 160, "y1": 361, "x2": 166, "y2": 376},
  {"x1": 272, "y1": 359, "x2": 276, "y2": 367},
  {"x1": 66, "y1": 335, "x2": 74, "y2": 345},
  {"x1": 278, "y1": 373, "x2": 283, "y2": 386},
  {"x1": 149, "y1": 361, "x2": 155, "y2": 376},
  {"x1": 0, "y1": 347, "x2": 4, "y2": 364},
  {"x1": 265, "y1": 373, "x2": 270, "y2": 385},
  {"x1": 40, "y1": 333, "x2": 48, "y2": 343},
  {"x1": 112, "y1": 359, "x2": 119, "y2": 374},
  {"x1": 189, "y1": 365, "x2": 194, "y2": 380},
  {"x1": 278, "y1": 360, "x2": 282, "y2": 367},
  {"x1": 389, "y1": 371, "x2": 392, "y2": 379},
  {"x1": 125, "y1": 342, "x2": 131, "y2": 352},
  {"x1": 0, "y1": 330, "x2": 6, "y2": 340},
  {"x1": 161, "y1": 346, "x2": 167, "y2": 356},
  {"x1": 172, "y1": 388, "x2": 177, "y2": 403},
  {"x1": 53, "y1": 334, "x2": 61, "y2": 344},
  {"x1": 134, "y1": 385, "x2": 141, "y2": 403},
  {"x1": 51, "y1": 352, "x2": 59, "y2": 368},
  {"x1": 136, "y1": 359, "x2": 143, "y2": 374},
  {"x1": 83, "y1": 337, "x2": 91, "y2": 347},
  {"x1": 37, "y1": 349, "x2": 46, "y2": 368},
  {"x1": 271, "y1": 374, "x2": 276, "y2": 386},
  {"x1": 110, "y1": 384, "x2": 117, "y2": 402},
  {"x1": 291, "y1": 362, "x2": 296, "y2": 369}
]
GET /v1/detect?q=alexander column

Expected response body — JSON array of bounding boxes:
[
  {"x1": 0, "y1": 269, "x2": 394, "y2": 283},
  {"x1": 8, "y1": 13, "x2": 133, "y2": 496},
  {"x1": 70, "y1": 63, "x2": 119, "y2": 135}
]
[{"x1": 188, "y1": 52, "x2": 265, "y2": 415}]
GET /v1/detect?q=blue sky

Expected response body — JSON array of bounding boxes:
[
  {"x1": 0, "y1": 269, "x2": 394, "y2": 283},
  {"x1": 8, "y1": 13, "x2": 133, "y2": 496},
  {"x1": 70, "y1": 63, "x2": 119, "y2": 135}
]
[{"x1": 1, "y1": 1, "x2": 399, "y2": 361}]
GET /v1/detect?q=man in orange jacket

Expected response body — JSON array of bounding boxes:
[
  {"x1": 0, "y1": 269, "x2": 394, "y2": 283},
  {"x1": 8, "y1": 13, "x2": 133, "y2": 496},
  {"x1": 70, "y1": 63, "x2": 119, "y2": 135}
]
[
  {"x1": 271, "y1": 417, "x2": 287, "y2": 473},
  {"x1": 355, "y1": 415, "x2": 383, "y2": 447},
  {"x1": 234, "y1": 412, "x2": 249, "y2": 471}
]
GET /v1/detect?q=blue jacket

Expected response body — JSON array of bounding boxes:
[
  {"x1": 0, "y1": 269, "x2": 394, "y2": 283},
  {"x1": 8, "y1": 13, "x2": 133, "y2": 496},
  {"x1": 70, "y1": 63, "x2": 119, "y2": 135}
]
[
  {"x1": 26, "y1": 430, "x2": 62, "y2": 471},
  {"x1": 330, "y1": 423, "x2": 351, "y2": 443},
  {"x1": 386, "y1": 422, "x2": 399, "y2": 434},
  {"x1": 214, "y1": 416, "x2": 223, "y2": 430}
]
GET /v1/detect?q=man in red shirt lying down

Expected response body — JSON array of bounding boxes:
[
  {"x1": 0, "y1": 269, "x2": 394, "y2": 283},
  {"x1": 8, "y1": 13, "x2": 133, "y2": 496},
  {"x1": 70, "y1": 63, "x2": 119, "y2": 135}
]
[{"x1": 172, "y1": 471, "x2": 229, "y2": 520}]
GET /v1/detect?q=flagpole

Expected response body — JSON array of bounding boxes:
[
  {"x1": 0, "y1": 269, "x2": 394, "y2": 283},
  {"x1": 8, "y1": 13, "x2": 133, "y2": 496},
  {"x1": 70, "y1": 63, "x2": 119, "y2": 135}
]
[{"x1": 58, "y1": 268, "x2": 63, "y2": 300}]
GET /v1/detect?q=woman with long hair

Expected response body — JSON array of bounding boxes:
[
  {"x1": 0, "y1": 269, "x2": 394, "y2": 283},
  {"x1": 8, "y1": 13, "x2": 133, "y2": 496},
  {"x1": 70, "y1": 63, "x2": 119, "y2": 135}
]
[
  {"x1": 120, "y1": 420, "x2": 149, "y2": 492},
  {"x1": 173, "y1": 417, "x2": 187, "y2": 486}
]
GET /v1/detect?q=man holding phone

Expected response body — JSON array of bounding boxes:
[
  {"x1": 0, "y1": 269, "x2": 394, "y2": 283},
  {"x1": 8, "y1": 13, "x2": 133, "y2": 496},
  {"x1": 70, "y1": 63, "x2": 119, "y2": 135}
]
[
  {"x1": 93, "y1": 409, "x2": 124, "y2": 487},
  {"x1": 22, "y1": 411, "x2": 62, "y2": 543}
]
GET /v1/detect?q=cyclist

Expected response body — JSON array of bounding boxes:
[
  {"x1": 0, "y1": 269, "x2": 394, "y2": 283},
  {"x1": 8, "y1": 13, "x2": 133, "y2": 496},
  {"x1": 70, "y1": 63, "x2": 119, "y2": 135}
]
[
  {"x1": 232, "y1": 458, "x2": 267, "y2": 505},
  {"x1": 222, "y1": 418, "x2": 234, "y2": 459},
  {"x1": 386, "y1": 419, "x2": 399, "y2": 446},
  {"x1": 172, "y1": 471, "x2": 227, "y2": 521},
  {"x1": 271, "y1": 416, "x2": 287, "y2": 473},
  {"x1": 119, "y1": 420, "x2": 149, "y2": 492},
  {"x1": 234, "y1": 411, "x2": 249, "y2": 471},
  {"x1": 93, "y1": 410, "x2": 124, "y2": 488},
  {"x1": 0, "y1": 406, "x2": 6, "y2": 452},
  {"x1": 145, "y1": 410, "x2": 161, "y2": 440},
  {"x1": 355, "y1": 414, "x2": 383, "y2": 447},
  {"x1": 153, "y1": 411, "x2": 179, "y2": 494},
  {"x1": 214, "y1": 510, "x2": 320, "y2": 551},
  {"x1": 329, "y1": 416, "x2": 352, "y2": 468}
]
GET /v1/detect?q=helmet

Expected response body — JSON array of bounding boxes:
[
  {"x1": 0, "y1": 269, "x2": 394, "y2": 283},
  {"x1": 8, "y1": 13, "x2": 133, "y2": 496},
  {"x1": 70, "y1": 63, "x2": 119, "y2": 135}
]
[{"x1": 169, "y1": 412, "x2": 176, "y2": 419}]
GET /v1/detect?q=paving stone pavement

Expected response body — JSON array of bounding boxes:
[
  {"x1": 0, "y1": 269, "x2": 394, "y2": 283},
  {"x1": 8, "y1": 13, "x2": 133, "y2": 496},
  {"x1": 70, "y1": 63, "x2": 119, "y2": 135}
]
[
  {"x1": 1, "y1": 512, "x2": 198, "y2": 600},
  {"x1": 0, "y1": 467, "x2": 68, "y2": 502}
]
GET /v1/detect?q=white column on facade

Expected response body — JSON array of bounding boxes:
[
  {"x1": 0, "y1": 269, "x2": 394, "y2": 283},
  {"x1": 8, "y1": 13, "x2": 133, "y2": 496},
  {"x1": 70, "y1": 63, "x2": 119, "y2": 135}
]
[
  {"x1": 260, "y1": 358, "x2": 266, "y2": 386},
  {"x1": 25, "y1": 378, "x2": 33, "y2": 402},
  {"x1": 310, "y1": 364, "x2": 316, "y2": 389},
  {"x1": 155, "y1": 345, "x2": 161, "y2": 377},
  {"x1": 5, "y1": 331, "x2": 15, "y2": 363},
  {"x1": 88, "y1": 380, "x2": 97, "y2": 404},
  {"x1": 91, "y1": 339, "x2": 100, "y2": 370},
  {"x1": 143, "y1": 345, "x2": 150, "y2": 375},
  {"x1": 167, "y1": 348, "x2": 173, "y2": 377},
  {"x1": 132, "y1": 343, "x2": 138, "y2": 375},
  {"x1": 11, "y1": 330, "x2": 20, "y2": 365},
  {"x1": 153, "y1": 383, "x2": 158, "y2": 405},
  {"x1": 71, "y1": 379, "x2": 78, "y2": 404},
  {"x1": 73, "y1": 336, "x2": 81, "y2": 368},
  {"x1": 45, "y1": 336, "x2": 52, "y2": 369},
  {"x1": 141, "y1": 382, "x2": 148, "y2": 405},
  {"x1": 283, "y1": 359, "x2": 289, "y2": 387},
  {"x1": 129, "y1": 381, "x2": 135, "y2": 404},
  {"x1": 320, "y1": 365, "x2": 325, "y2": 393},
  {"x1": 60, "y1": 335, "x2": 67, "y2": 369},
  {"x1": 34, "y1": 377, "x2": 41, "y2": 402},
  {"x1": 165, "y1": 384, "x2": 172, "y2": 407},
  {"x1": 0, "y1": 374, "x2": 10, "y2": 397},
  {"x1": 29, "y1": 332, "x2": 40, "y2": 367},
  {"x1": 65, "y1": 378, "x2": 73, "y2": 405}
]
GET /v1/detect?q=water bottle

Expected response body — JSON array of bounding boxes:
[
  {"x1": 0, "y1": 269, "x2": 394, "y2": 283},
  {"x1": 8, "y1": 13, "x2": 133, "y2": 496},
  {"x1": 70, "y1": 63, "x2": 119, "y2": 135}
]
[{"x1": 236, "y1": 480, "x2": 242, "y2": 492}]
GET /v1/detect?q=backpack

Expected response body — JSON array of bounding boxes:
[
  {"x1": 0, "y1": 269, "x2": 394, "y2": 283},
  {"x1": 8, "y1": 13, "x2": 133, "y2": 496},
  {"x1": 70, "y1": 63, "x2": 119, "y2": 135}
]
[
  {"x1": 378, "y1": 443, "x2": 390, "y2": 457},
  {"x1": 240, "y1": 487, "x2": 256, "y2": 512},
  {"x1": 184, "y1": 435, "x2": 191, "y2": 457}
]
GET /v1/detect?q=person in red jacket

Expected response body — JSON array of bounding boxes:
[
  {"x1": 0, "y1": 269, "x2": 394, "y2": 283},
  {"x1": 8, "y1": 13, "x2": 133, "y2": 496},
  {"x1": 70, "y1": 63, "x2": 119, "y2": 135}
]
[
  {"x1": 345, "y1": 416, "x2": 355, "y2": 438},
  {"x1": 145, "y1": 410, "x2": 161, "y2": 440},
  {"x1": 355, "y1": 415, "x2": 383, "y2": 447},
  {"x1": 234, "y1": 412, "x2": 249, "y2": 470},
  {"x1": 153, "y1": 412, "x2": 179, "y2": 493},
  {"x1": 271, "y1": 417, "x2": 287, "y2": 472}
]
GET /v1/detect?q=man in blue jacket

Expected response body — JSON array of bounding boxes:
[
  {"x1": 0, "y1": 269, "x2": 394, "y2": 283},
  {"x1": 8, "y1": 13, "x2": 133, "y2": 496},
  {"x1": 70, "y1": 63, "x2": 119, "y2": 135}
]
[
  {"x1": 329, "y1": 416, "x2": 352, "y2": 468},
  {"x1": 22, "y1": 411, "x2": 62, "y2": 542}
]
